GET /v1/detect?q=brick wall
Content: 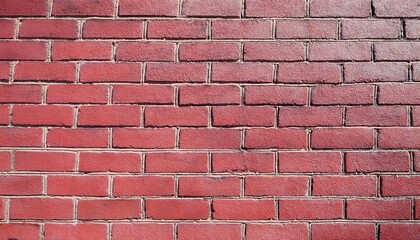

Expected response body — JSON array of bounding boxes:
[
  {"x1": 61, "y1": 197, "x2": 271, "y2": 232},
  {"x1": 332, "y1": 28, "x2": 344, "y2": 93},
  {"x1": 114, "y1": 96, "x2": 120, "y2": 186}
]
[{"x1": 0, "y1": 0, "x2": 420, "y2": 239}]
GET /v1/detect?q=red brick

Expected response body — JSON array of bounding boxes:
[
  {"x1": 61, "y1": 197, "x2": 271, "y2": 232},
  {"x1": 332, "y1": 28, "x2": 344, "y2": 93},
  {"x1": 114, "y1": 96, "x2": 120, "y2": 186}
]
[
  {"x1": 47, "y1": 128, "x2": 108, "y2": 148},
  {"x1": 378, "y1": 84, "x2": 420, "y2": 105},
  {"x1": 310, "y1": 42, "x2": 371, "y2": 61},
  {"x1": 0, "y1": 105, "x2": 10, "y2": 125},
  {"x1": 312, "y1": 85, "x2": 374, "y2": 105},
  {"x1": 0, "y1": 0, "x2": 47, "y2": 16},
  {"x1": 78, "y1": 105, "x2": 140, "y2": 127},
  {"x1": 112, "y1": 224, "x2": 174, "y2": 240},
  {"x1": 15, "y1": 151, "x2": 76, "y2": 172},
  {"x1": 379, "y1": 128, "x2": 420, "y2": 149},
  {"x1": 212, "y1": 20, "x2": 272, "y2": 39},
  {"x1": 146, "y1": 199, "x2": 209, "y2": 220},
  {"x1": 279, "y1": 106, "x2": 342, "y2": 127},
  {"x1": 245, "y1": 129, "x2": 307, "y2": 149},
  {"x1": 278, "y1": 152, "x2": 342, "y2": 173},
  {"x1": 213, "y1": 106, "x2": 275, "y2": 127},
  {"x1": 179, "y1": 176, "x2": 240, "y2": 197},
  {"x1": 381, "y1": 175, "x2": 420, "y2": 196},
  {"x1": 380, "y1": 224, "x2": 420, "y2": 240},
  {"x1": 145, "y1": 106, "x2": 208, "y2": 127},
  {"x1": 78, "y1": 199, "x2": 141, "y2": 220},
  {"x1": 14, "y1": 62, "x2": 76, "y2": 82},
  {"x1": 180, "y1": 129, "x2": 241, "y2": 149},
  {"x1": 0, "y1": 85, "x2": 41, "y2": 103},
  {"x1": 20, "y1": 19, "x2": 78, "y2": 39},
  {"x1": 179, "y1": 224, "x2": 240, "y2": 240},
  {"x1": 0, "y1": 175, "x2": 42, "y2": 195},
  {"x1": 245, "y1": 176, "x2": 309, "y2": 196},
  {"x1": 45, "y1": 224, "x2": 107, "y2": 240},
  {"x1": 10, "y1": 198, "x2": 73, "y2": 220},
  {"x1": 180, "y1": 42, "x2": 240, "y2": 62},
  {"x1": 146, "y1": 63, "x2": 207, "y2": 83},
  {"x1": 146, "y1": 152, "x2": 208, "y2": 173},
  {"x1": 346, "y1": 152, "x2": 410, "y2": 173},
  {"x1": 312, "y1": 128, "x2": 374, "y2": 149},
  {"x1": 342, "y1": 20, "x2": 400, "y2": 39},
  {"x1": 276, "y1": 20, "x2": 338, "y2": 39},
  {"x1": 375, "y1": 42, "x2": 420, "y2": 61},
  {"x1": 47, "y1": 84, "x2": 108, "y2": 104},
  {"x1": 245, "y1": 86, "x2": 308, "y2": 105},
  {"x1": 311, "y1": 0, "x2": 370, "y2": 17},
  {"x1": 79, "y1": 152, "x2": 141, "y2": 173},
  {"x1": 0, "y1": 62, "x2": 10, "y2": 81},
  {"x1": 417, "y1": 200, "x2": 420, "y2": 219},
  {"x1": 416, "y1": 152, "x2": 420, "y2": 172},
  {"x1": 374, "y1": 0, "x2": 420, "y2": 17},
  {"x1": 313, "y1": 175, "x2": 376, "y2": 196},
  {"x1": 212, "y1": 63, "x2": 273, "y2": 83},
  {"x1": 0, "y1": 41, "x2": 46, "y2": 60},
  {"x1": 116, "y1": 42, "x2": 175, "y2": 61},
  {"x1": 212, "y1": 152, "x2": 275, "y2": 173},
  {"x1": 246, "y1": 0, "x2": 305, "y2": 17},
  {"x1": 214, "y1": 199, "x2": 275, "y2": 220},
  {"x1": 0, "y1": 127, "x2": 42, "y2": 147},
  {"x1": 52, "y1": 41, "x2": 112, "y2": 61},
  {"x1": 278, "y1": 63, "x2": 341, "y2": 83},
  {"x1": 47, "y1": 175, "x2": 108, "y2": 196},
  {"x1": 113, "y1": 176, "x2": 175, "y2": 196},
  {"x1": 119, "y1": 0, "x2": 178, "y2": 16},
  {"x1": 246, "y1": 224, "x2": 309, "y2": 240},
  {"x1": 312, "y1": 223, "x2": 376, "y2": 240},
  {"x1": 344, "y1": 62, "x2": 408, "y2": 83},
  {"x1": 245, "y1": 42, "x2": 305, "y2": 62},
  {"x1": 279, "y1": 199, "x2": 343, "y2": 220},
  {"x1": 414, "y1": 107, "x2": 420, "y2": 126},
  {"x1": 0, "y1": 200, "x2": 3, "y2": 219},
  {"x1": 182, "y1": 0, "x2": 240, "y2": 17},
  {"x1": 0, "y1": 20, "x2": 15, "y2": 38},
  {"x1": 80, "y1": 63, "x2": 141, "y2": 83},
  {"x1": 53, "y1": 0, "x2": 114, "y2": 16},
  {"x1": 406, "y1": 20, "x2": 420, "y2": 39},
  {"x1": 414, "y1": 66, "x2": 420, "y2": 82},
  {"x1": 113, "y1": 85, "x2": 174, "y2": 104},
  {"x1": 346, "y1": 106, "x2": 407, "y2": 126},
  {"x1": 347, "y1": 199, "x2": 410, "y2": 220},
  {"x1": 0, "y1": 224, "x2": 40, "y2": 239},
  {"x1": 148, "y1": 20, "x2": 207, "y2": 39},
  {"x1": 83, "y1": 20, "x2": 143, "y2": 39},
  {"x1": 113, "y1": 128, "x2": 175, "y2": 149},
  {"x1": 0, "y1": 151, "x2": 11, "y2": 171},
  {"x1": 12, "y1": 105, "x2": 74, "y2": 126},
  {"x1": 179, "y1": 85, "x2": 241, "y2": 105}
]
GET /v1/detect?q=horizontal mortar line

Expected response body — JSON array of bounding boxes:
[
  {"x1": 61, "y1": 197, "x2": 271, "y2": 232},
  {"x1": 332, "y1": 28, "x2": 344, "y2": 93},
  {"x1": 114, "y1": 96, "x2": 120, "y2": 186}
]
[
  {"x1": 3, "y1": 16, "x2": 420, "y2": 20},
  {"x1": 4, "y1": 219, "x2": 420, "y2": 224},
  {"x1": 0, "y1": 196, "x2": 416, "y2": 201},
  {"x1": 0, "y1": 147, "x2": 415, "y2": 152},
  {"x1": 0, "y1": 173, "x2": 418, "y2": 177},
  {"x1": 3, "y1": 39, "x2": 420, "y2": 43}
]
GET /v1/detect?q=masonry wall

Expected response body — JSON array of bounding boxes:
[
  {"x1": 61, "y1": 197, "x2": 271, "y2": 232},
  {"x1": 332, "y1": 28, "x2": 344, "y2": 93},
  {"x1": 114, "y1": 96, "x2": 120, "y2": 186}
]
[{"x1": 0, "y1": 0, "x2": 420, "y2": 239}]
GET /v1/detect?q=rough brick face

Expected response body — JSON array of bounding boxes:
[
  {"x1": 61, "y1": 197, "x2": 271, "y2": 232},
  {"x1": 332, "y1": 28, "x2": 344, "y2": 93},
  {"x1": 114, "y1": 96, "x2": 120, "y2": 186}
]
[
  {"x1": 246, "y1": 0, "x2": 305, "y2": 17},
  {"x1": 45, "y1": 224, "x2": 108, "y2": 240},
  {"x1": 246, "y1": 224, "x2": 309, "y2": 240},
  {"x1": 20, "y1": 19, "x2": 78, "y2": 39},
  {"x1": 310, "y1": 0, "x2": 370, "y2": 17},
  {"x1": 112, "y1": 224, "x2": 174, "y2": 239},
  {"x1": 1, "y1": 0, "x2": 419, "y2": 239},
  {"x1": 83, "y1": 20, "x2": 143, "y2": 39}
]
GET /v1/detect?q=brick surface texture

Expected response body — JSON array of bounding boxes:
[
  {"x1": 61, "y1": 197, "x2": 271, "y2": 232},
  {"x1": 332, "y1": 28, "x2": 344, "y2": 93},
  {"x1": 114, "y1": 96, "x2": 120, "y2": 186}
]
[{"x1": 0, "y1": 0, "x2": 419, "y2": 239}]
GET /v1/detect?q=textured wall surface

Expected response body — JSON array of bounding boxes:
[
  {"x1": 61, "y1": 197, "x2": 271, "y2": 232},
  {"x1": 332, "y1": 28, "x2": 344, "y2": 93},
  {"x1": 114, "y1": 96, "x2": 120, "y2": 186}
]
[{"x1": 0, "y1": 0, "x2": 420, "y2": 239}]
